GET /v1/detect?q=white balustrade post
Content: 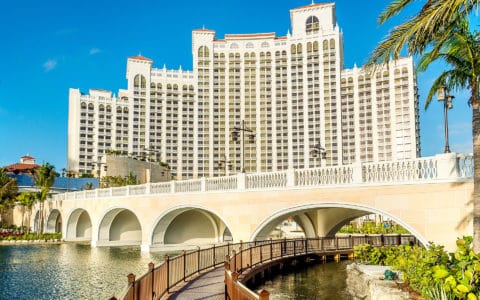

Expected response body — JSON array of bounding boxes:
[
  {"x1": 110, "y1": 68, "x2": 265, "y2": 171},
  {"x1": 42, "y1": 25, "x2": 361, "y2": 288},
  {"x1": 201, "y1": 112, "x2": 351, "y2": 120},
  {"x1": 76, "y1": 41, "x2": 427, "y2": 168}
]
[
  {"x1": 109, "y1": 187, "x2": 113, "y2": 197},
  {"x1": 145, "y1": 182, "x2": 151, "y2": 194},
  {"x1": 352, "y1": 161, "x2": 363, "y2": 184},
  {"x1": 95, "y1": 189, "x2": 99, "y2": 198},
  {"x1": 126, "y1": 186, "x2": 130, "y2": 196},
  {"x1": 201, "y1": 177, "x2": 206, "y2": 192},
  {"x1": 436, "y1": 153, "x2": 459, "y2": 180},
  {"x1": 237, "y1": 172, "x2": 246, "y2": 191},
  {"x1": 286, "y1": 168, "x2": 295, "y2": 187},
  {"x1": 170, "y1": 180, "x2": 175, "y2": 193}
]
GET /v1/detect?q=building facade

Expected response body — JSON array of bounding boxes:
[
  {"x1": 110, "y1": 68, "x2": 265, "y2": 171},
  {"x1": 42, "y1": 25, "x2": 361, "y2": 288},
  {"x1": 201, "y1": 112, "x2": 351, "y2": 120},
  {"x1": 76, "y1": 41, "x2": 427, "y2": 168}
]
[{"x1": 68, "y1": 3, "x2": 420, "y2": 180}]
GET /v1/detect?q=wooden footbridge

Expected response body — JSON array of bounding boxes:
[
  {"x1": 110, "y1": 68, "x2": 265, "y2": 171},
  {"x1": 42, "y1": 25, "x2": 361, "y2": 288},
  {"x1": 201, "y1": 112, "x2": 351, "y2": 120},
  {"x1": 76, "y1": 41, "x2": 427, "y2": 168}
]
[{"x1": 116, "y1": 234, "x2": 417, "y2": 300}]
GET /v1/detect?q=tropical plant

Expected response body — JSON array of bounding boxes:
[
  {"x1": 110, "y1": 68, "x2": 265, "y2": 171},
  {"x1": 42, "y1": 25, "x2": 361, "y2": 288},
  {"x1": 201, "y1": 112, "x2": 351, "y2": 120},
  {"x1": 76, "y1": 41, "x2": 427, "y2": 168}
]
[
  {"x1": 83, "y1": 182, "x2": 94, "y2": 190},
  {"x1": 16, "y1": 192, "x2": 36, "y2": 233},
  {"x1": 369, "y1": 0, "x2": 480, "y2": 252},
  {"x1": 416, "y1": 20, "x2": 480, "y2": 251},
  {"x1": 354, "y1": 237, "x2": 480, "y2": 299},
  {"x1": 368, "y1": 0, "x2": 478, "y2": 66},
  {"x1": 100, "y1": 172, "x2": 138, "y2": 188},
  {"x1": 0, "y1": 168, "x2": 18, "y2": 226},
  {"x1": 33, "y1": 163, "x2": 59, "y2": 235}
]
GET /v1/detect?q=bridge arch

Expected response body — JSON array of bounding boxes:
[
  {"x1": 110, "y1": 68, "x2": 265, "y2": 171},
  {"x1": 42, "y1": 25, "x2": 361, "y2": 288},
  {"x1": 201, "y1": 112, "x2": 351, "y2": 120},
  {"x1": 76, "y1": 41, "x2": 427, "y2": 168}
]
[
  {"x1": 45, "y1": 209, "x2": 62, "y2": 233},
  {"x1": 250, "y1": 202, "x2": 428, "y2": 246},
  {"x1": 98, "y1": 207, "x2": 142, "y2": 246},
  {"x1": 65, "y1": 208, "x2": 92, "y2": 241},
  {"x1": 150, "y1": 205, "x2": 233, "y2": 247}
]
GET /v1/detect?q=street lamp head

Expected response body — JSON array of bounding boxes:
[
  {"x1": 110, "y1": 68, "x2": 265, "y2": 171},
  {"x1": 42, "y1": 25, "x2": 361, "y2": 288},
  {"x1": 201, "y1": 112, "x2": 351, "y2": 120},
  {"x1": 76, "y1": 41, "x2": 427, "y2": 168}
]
[
  {"x1": 436, "y1": 85, "x2": 447, "y2": 101},
  {"x1": 232, "y1": 131, "x2": 240, "y2": 142}
]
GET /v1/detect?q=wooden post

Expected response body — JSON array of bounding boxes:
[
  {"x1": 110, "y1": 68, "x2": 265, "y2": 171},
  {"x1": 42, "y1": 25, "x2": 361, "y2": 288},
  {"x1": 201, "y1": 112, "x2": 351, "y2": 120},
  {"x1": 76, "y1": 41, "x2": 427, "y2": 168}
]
[
  {"x1": 197, "y1": 246, "x2": 201, "y2": 273},
  {"x1": 183, "y1": 250, "x2": 187, "y2": 281},
  {"x1": 128, "y1": 273, "x2": 136, "y2": 300},
  {"x1": 164, "y1": 255, "x2": 169, "y2": 293},
  {"x1": 213, "y1": 244, "x2": 216, "y2": 265},
  {"x1": 239, "y1": 244, "x2": 243, "y2": 272},
  {"x1": 270, "y1": 238, "x2": 273, "y2": 260},
  {"x1": 232, "y1": 272, "x2": 239, "y2": 300},
  {"x1": 231, "y1": 250, "x2": 236, "y2": 272},
  {"x1": 258, "y1": 289, "x2": 270, "y2": 300},
  {"x1": 148, "y1": 262, "x2": 155, "y2": 300},
  {"x1": 250, "y1": 245, "x2": 253, "y2": 267}
]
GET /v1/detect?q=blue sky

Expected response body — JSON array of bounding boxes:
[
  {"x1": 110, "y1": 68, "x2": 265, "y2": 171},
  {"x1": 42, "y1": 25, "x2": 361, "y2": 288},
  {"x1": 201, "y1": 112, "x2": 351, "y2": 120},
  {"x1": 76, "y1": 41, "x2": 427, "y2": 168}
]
[{"x1": 0, "y1": 0, "x2": 475, "y2": 171}]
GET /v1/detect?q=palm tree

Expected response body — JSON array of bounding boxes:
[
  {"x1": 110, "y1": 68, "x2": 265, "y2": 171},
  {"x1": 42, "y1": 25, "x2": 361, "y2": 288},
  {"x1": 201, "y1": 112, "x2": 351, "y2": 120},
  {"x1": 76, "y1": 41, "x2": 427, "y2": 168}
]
[
  {"x1": 33, "y1": 163, "x2": 58, "y2": 235},
  {"x1": 0, "y1": 168, "x2": 18, "y2": 227},
  {"x1": 17, "y1": 192, "x2": 36, "y2": 233},
  {"x1": 368, "y1": 0, "x2": 478, "y2": 66},
  {"x1": 417, "y1": 22, "x2": 480, "y2": 250},
  {"x1": 368, "y1": 0, "x2": 479, "y2": 251}
]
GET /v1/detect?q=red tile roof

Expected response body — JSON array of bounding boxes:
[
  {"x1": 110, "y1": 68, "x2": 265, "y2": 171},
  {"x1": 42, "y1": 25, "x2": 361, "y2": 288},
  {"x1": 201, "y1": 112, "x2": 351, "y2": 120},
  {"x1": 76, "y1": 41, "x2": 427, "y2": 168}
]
[
  {"x1": 5, "y1": 163, "x2": 39, "y2": 173},
  {"x1": 291, "y1": 2, "x2": 332, "y2": 12},
  {"x1": 21, "y1": 155, "x2": 35, "y2": 160},
  {"x1": 225, "y1": 32, "x2": 276, "y2": 39},
  {"x1": 193, "y1": 28, "x2": 216, "y2": 33},
  {"x1": 128, "y1": 55, "x2": 153, "y2": 62}
]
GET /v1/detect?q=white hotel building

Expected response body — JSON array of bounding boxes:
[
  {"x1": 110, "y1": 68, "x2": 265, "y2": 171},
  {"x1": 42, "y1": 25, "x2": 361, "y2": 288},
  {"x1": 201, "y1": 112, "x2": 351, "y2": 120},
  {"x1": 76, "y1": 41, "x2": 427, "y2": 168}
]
[{"x1": 68, "y1": 3, "x2": 420, "y2": 180}]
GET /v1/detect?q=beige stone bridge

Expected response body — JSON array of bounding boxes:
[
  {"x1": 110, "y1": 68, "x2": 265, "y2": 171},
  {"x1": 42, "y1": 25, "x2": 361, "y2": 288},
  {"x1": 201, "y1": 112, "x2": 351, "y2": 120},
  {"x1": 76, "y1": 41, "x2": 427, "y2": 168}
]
[{"x1": 32, "y1": 153, "x2": 473, "y2": 252}]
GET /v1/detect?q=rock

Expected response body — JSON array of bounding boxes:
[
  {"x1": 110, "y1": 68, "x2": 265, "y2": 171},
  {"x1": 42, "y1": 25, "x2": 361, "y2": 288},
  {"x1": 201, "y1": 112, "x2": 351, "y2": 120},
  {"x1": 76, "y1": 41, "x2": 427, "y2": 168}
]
[{"x1": 346, "y1": 263, "x2": 414, "y2": 300}]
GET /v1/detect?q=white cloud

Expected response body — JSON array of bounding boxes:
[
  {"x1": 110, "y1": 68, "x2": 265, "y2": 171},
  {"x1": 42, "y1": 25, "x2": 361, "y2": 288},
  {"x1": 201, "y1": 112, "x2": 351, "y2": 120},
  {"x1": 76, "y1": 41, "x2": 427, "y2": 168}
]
[
  {"x1": 89, "y1": 48, "x2": 101, "y2": 55},
  {"x1": 452, "y1": 141, "x2": 473, "y2": 154},
  {"x1": 43, "y1": 59, "x2": 57, "y2": 72},
  {"x1": 449, "y1": 122, "x2": 471, "y2": 136}
]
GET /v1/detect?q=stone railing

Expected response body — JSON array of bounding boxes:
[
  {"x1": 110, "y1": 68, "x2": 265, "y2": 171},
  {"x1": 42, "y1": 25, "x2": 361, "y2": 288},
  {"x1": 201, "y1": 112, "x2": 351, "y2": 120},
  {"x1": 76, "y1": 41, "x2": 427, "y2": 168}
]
[{"x1": 52, "y1": 153, "x2": 472, "y2": 202}]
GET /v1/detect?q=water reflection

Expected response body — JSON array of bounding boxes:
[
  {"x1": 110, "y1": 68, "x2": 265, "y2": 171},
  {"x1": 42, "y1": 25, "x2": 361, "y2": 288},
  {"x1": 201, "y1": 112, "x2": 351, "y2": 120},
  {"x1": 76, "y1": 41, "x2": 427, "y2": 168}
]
[
  {"x1": 255, "y1": 261, "x2": 352, "y2": 300},
  {"x1": 0, "y1": 244, "x2": 169, "y2": 299}
]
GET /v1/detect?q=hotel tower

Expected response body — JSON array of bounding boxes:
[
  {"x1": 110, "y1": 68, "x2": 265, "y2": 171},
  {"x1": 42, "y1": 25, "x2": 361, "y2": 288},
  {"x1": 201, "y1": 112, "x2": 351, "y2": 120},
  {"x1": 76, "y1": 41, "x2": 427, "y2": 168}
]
[{"x1": 68, "y1": 3, "x2": 420, "y2": 179}]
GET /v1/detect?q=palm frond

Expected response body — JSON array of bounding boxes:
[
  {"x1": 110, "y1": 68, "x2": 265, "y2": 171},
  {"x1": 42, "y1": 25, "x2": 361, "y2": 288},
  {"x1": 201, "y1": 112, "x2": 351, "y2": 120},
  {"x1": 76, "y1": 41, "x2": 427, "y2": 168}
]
[
  {"x1": 378, "y1": 0, "x2": 417, "y2": 24},
  {"x1": 367, "y1": 0, "x2": 479, "y2": 68}
]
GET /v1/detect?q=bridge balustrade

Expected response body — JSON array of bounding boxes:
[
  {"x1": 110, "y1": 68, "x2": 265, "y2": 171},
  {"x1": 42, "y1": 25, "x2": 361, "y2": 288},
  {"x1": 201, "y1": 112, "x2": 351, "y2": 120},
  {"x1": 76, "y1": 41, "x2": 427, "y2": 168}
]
[
  {"x1": 150, "y1": 182, "x2": 170, "y2": 194},
  {"x1": 205, "y1": 175, "x2": 237, "y2": 191},
  {"x1": 117, "y1": 235, "x2": 417, "y2": 300},
  {"x1": 52, "y1": 153, "x2": 472, "y2": 203},
  {"x1": 457, "y1": 154, "x2": 474, "y2": 177}
]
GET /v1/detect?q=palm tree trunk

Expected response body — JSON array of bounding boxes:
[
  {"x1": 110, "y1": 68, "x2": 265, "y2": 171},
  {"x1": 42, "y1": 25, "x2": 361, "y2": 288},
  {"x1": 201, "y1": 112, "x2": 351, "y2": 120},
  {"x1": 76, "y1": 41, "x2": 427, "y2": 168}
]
[
  {"x1": 472, "y1": 98, "x2": 480, "y2": 253},
  {"x1": 27, "y1": 208, "x2": 31, "y2": 234},
  {"x1": 21, "y1": 207, "x2": 24, "y2": 232}
]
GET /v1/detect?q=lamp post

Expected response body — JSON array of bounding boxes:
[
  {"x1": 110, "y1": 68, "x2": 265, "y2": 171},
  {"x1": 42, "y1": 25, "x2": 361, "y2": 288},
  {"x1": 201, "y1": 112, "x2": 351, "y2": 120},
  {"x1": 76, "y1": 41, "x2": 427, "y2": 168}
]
[
  {"x1": 436, "y1": 86, "x2": 454, "y2": 153},
  {"x1": 216, "y1": 154, "x2": 232, "y2": 176},
  {"x1": 310, "y1": 143, "x2": 326, "y2": 167},
  {"x1": 231, "y1": 120, "x2": 255, "y2": 173}
]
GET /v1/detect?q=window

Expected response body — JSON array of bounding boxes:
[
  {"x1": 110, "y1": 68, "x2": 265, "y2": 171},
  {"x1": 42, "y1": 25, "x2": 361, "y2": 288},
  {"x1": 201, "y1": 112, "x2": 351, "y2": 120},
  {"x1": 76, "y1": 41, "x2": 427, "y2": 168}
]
[{"x1": 306, "y1": 16, "x2": 319, "y2": 34}]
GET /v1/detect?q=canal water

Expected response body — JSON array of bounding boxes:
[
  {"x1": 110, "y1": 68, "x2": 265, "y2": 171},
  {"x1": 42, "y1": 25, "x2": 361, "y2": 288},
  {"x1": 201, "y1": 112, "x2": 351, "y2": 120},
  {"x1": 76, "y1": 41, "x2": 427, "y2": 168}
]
[
  {"x1": 255, "y1": 260, "x2": 352, "y2": 299},
  {"x1": 0, "y1": 243, "x2": 168, "y2": 299},
  {"x1": 0, "y1": 244, "x2": 351, "y2": 299}
]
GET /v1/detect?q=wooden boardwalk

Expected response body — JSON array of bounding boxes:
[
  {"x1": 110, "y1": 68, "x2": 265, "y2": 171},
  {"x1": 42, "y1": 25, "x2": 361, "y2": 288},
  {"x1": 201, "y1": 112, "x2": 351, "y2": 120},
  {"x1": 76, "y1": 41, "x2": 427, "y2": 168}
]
[{"x1": 168, "y1": 267, "x2": 225, "y2": 300}]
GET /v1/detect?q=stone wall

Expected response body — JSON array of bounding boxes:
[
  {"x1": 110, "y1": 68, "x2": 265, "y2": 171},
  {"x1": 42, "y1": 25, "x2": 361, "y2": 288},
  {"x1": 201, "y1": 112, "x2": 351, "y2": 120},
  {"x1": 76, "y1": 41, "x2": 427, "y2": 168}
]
[
  {"x1": 346, "y1": 263, "x2": 415, "y2": 300},
  {"x1": 98, "y1": 155, "x2": 171, "y2": 183}
]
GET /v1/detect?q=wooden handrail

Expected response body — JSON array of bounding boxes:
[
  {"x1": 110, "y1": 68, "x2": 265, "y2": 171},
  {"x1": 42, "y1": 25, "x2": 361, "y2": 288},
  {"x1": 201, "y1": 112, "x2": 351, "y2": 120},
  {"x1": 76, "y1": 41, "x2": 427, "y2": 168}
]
[{"x1": 116, "y1": 235, "x2": 417, "y2": 300}]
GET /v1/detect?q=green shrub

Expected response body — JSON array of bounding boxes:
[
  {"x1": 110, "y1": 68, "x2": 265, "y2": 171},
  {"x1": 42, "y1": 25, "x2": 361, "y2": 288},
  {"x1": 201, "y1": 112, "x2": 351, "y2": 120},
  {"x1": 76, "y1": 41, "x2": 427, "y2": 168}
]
[{"x1": 353, "y1": 237, "x2": 480, "y2": 299}]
